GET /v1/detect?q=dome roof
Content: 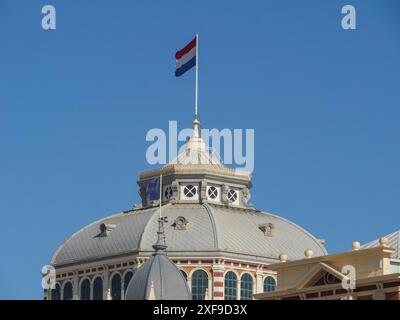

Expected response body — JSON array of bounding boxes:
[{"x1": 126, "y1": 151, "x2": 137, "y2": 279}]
[
  {"x1": 51, "y1": 203, "x2": 327, "y2": 267},
  {"x1": 50, "y1": 120, "x2": 327, "y2": 268},
  {"x1": 125, "y1": 250, "x2": 191, "y2": 300}
]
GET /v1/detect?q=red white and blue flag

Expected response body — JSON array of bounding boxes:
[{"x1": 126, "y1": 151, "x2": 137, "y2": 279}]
[{"x1": 175, "y1": 36, "x2": 197, "y2": 77}]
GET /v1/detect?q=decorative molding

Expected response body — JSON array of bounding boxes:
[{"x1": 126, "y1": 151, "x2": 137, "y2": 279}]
[{"x1": 172, "y1": 216, "x2": 189, "y2": 230}]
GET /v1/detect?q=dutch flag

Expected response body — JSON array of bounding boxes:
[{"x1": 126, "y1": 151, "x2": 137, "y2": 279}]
[{"x1": 175, "y1": 36, "x2": 197, "y2": 77}]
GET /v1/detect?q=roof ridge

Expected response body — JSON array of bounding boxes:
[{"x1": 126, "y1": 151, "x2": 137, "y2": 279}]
[
  {"x1": 202, "y1": 203, "x2": 220, "y2": 250},
  {"x1": 143, "y1": 256, "x2": 156, "y2": 299}
]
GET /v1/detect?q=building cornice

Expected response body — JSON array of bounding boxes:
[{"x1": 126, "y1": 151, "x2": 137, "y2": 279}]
[
  {"x1": 254, "y1": 273, "x2": 400, "y2": 300},
  {"x1": 271, "y1": 246, "x2": 395, "y2": 270}
]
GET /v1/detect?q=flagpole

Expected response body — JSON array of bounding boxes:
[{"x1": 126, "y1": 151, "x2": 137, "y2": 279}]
[
  {"x1": 159, "y1": 174, "x2": 162, "y2": 219},
  {"x1": 195, "y1": 33, "x2": 199, "y2": 120}
]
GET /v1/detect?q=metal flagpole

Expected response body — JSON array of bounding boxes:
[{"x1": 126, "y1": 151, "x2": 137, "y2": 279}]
[
  {"x1": 159, "y1": 174, "x2": 162, "y2": 219},
  {"x1": 195, "y1": 33, "x2": 199, "y2": 120}
]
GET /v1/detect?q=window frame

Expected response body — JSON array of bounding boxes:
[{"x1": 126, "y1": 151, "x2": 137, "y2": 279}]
[
  {"x1": 190, "y1": 269, "x2": 209, "y2": 300},
  {"x1": 240, "y1": 273, "x2": 254, "y2": 300},
  {"x1": 92, "y1": 276, "x2": 103, "y2": 300},
  {"x1": 224, "y1": 271, "x2": 238, "y2": 300},
  {"x1": 263, "y1": 276, "x2": 277, "y2": 292},
  {"x1": 79, "y1": 277, "x2": 91, "y2": 300},
  {"x1": 62, "y1": 281, "x2": 73, "y2": 300},
  {"x1": 110, "y1": 272, "x2": 122, "y2": 300}
]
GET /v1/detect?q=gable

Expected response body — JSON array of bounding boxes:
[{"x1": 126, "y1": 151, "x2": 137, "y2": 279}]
[{"x1": 295, "y1": 262, "x2": 345, "y2": 289}]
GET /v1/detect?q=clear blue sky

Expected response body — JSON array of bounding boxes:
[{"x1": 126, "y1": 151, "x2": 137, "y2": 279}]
[{"x1": 0, "y1": 0, "x2": 399, "y2": 299}]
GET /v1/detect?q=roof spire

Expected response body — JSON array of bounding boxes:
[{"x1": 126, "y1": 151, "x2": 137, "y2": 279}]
[
  {"x1": 193, "y1": 117, "x2": 200, "y2": 139},
  {"x1": 152, "y1": 215, "x2": 168, "y2": 254}
]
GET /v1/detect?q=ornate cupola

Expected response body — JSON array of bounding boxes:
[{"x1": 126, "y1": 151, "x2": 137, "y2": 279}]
[{"x1": 138, "y1": 118, "x2": 253, "y2": 209}]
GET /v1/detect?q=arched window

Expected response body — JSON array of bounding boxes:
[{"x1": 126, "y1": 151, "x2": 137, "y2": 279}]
[
  {"x1": 224, "y1": 271, "x2": 237, "y2": 300},
  {"x1": 180, "y1": 270, "x2": 188, "y2": 281},
  {"x1": 124, "y1": 271, "x2": 134, "y2": 294},
  {"x1": 63, "y1": 282, "x2": 73, "y2": 300},
  {"x1": 191, "y1": 270, "x2": 208, "y2": 300},
  {"x1": 80, "y1": 279, "x2": 91, "y2": 300},
  {"x1": 111, "y1": 274, "x2": 122, "y2": 300},
  {"x1": 240, "y1": 274, "x2": 253, "y2": 300},
  {"x1": 263, "y1": 276, "x2": 276, "y2": 292},
  {"x1": 51, "y1": 283, "x2": 61, "y2": 300},
  {"x1": 93, "y1": 277, "x2": 103, "y2": 300}
]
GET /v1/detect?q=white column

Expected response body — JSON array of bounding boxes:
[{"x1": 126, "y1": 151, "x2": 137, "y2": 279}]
[
  {"x1": 73, "y1": 272, "x2": 79, "y2": 300},
  {"x1": 187, "y1": 272, "x2": 192, "y2": 298},
  {"x1": 256, "y1": 270, "x2": 264, "y2": 294},
  {"x1": 103, "y1": 266, "x2": 110, "y2": 300},
  {"x1": 237, "y1": 276, "x2": 241, "y2": 300},
  {"x1": 208, "y1": 276, "x2": 213, "y2": 300}
]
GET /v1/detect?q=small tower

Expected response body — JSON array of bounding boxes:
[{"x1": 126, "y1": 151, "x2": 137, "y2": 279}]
[
  {"x1": 138, "y1": 117, "x2": 253, "y2": 209},
  {"x1": 125, "y1": 214, "x2": 191, "y2": 300}
]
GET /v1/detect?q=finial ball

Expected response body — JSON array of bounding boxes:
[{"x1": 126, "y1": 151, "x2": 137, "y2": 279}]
[
  {"x1": 352, "y1": 241, "x2": 361, "y2": 251},
  {"x1": 304, "y1": 249, "x2": 314, "y2": 258},
  {"x1": 379, "y1": 237, "x2": 389, "y2": 246},
  {"x1": 279, "y1": 254, "x2": 288, "y2": 262}
]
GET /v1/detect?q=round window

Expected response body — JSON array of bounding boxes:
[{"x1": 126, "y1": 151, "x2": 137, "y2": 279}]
[
  {"x1": 207, "y1": 186, "x2": 218, "y2": 199},
  {"x1": 164, "y1": 186, "x2": 173, "y2": 200},
  {"x1": 323, "y1": 273, "x2": 336, "y2": 285},
  {"x1": 227, "y1": 189, "x2": 238, "y2": 202},
  {"x1": 183, "y1": 185, "x2": 197, "y2": 198}
]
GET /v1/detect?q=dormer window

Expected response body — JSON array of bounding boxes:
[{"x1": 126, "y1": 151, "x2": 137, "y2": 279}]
[
  {"x1": 98, "y1": 223, "x2": 116, "y2": 237},
  {"x1": 173, "y1": 216, "x2": 188, "y2": 230},
  {"x1": 259, "y1": 223, "x2": 274, "y2": 237}
]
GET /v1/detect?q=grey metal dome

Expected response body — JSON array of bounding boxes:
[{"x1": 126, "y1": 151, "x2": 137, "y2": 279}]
[
  {"x1": 50, "y1": 124, "x2": 327, "y2": 269},
  {"x1": 125, "y1": 251, "x2": 191, "y2": 300},
  {"x1": 50, "y1": 203, "x2": 327, "y2": 267}
]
